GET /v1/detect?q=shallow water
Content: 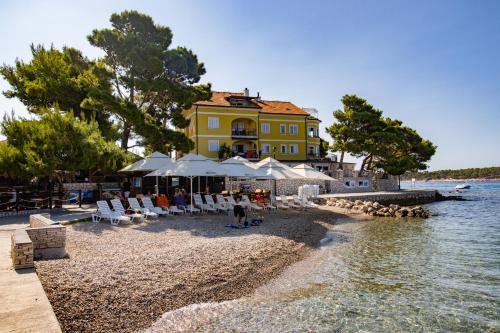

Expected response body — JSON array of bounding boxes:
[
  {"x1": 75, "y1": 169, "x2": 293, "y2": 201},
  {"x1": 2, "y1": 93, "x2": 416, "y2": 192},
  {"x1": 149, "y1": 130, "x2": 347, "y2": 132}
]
[{"x1": 147, "y1": 181, "x2": 500, "y2": 332}]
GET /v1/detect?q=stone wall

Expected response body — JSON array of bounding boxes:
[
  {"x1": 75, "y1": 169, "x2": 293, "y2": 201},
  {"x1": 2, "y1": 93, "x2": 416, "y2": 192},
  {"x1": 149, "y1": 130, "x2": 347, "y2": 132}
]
[
  {"x1": 329, "y1": 178, "x2": 373, "y2": 193},
  {"x1": 11, "y1": 229, "x2": 34, "y2": 269},
  {"x1": 62, "y1": 182, "x2": 120, "y2": 191},
  {"x1": 326, "y1": 190, "x2": 437, "y2": 206},
  {"x1": 10, "y1": 214, "x2": 66, "y2": 269},
  {"x1": 27, "y1": 214, "x2": 66, "y2": 259},
  {"x1": 225, "y1": 178, "x2": 326, "y2": 195},
  {"x1": 377, "y1": 178, "x2": 400, "y2": 191}
]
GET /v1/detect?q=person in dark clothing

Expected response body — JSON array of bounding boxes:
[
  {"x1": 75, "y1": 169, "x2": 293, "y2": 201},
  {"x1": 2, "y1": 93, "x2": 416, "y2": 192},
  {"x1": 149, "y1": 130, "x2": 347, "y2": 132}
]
[{"x1": 233, "y1": 197, "x2": 247, "y2": 226}]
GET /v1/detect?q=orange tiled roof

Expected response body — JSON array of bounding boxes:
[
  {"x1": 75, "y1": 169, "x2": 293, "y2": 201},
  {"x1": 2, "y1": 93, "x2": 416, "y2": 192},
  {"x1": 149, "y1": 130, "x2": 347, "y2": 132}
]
[
  {"x1": 194, "y1": 91, "x2": 255, "y2": 107},
  {"x1": 194, "y1": 91, "x2": 309, "y2": 116},
  {"x1": 254, "y1": 100, "x2": 309, "y2": 116}
]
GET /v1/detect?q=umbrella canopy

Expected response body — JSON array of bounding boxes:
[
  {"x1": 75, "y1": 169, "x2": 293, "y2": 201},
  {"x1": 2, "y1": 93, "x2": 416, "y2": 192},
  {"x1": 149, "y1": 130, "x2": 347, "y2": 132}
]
[
  {"x1": 293, "y1": 164, "x2": 336, "y2": 180},
  {"x1": 119, "y1": 152, "x2": 176, "y2": 172},
  {"x1": 145, "y1": 154, "x2": 226, "y2": 177},
  {"x1": 255, "y1": 157, "x2": 304, "y2": 180},
  {"x1": 221, "y1": 157, "x2": 269, "y2": 178}
]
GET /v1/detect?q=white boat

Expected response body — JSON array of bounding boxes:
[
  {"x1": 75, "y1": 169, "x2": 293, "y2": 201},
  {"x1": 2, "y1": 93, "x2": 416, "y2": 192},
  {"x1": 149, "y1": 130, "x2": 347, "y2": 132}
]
[{"x1": 455, "y1": 184, "x2": 471, "y2": 190}]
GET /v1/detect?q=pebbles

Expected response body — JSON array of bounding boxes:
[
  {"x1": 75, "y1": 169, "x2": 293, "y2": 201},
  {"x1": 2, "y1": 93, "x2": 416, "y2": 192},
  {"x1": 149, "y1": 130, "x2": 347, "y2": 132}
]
[
  {"x1": 326, "y1": 198, "x2": 430, "y2": 218},
  {"x1": 35, "y1": 210, "x2": 338, "y2": 333}
]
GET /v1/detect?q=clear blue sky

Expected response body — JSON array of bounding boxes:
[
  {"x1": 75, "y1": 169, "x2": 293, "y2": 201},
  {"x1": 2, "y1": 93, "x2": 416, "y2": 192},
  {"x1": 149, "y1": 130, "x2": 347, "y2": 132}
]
[{"x1": 1, "y1": 0, "x2": 499, "y2": 170}]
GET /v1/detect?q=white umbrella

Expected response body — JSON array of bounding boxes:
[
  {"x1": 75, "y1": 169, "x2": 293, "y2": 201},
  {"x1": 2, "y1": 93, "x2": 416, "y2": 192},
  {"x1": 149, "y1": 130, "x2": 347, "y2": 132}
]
[
  {"x1": 119, "y1": 151, "x2": 175, "y2": 172},
  {"x1": 146, "y1": 154, "x2": 226, "y2": 206},
  {"x1": 119, "y1": 151, "x2": 176, "y2": 196},
  {"x1": 255, "y1": 157, "x2": 303, "y2": 196},
  {"x1": 221, "y1": 157, "x2": 271, "y2": 192},
  {"x1": 221, "y1": 157, "x2": 269, "y2": 178},
  {"x1": 292, "y1": 163, "x2": 335, "y2": 180}
]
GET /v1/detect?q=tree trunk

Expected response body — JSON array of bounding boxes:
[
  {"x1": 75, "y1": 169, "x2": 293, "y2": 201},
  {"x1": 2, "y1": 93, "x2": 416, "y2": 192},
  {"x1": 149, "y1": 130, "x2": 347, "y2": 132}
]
[
  {"x1": 366, "y1": 155, "x2": 373, "y2": 171},
  {"x1": 339, "y1": 151, "x2": 345, "y2": 170},
  {"x1": 358, "y1": 155, "x2": 370, "y2": 177},
  {"x1": 121, "y1": 123, "x2": 131, "y2": 150}
]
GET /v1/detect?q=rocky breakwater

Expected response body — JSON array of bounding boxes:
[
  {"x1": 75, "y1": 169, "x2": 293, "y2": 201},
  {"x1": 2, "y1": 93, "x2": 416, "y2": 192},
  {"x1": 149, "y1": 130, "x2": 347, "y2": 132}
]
[{"x1": 326, "y1": 197, "x2": 430, "y2": 218}]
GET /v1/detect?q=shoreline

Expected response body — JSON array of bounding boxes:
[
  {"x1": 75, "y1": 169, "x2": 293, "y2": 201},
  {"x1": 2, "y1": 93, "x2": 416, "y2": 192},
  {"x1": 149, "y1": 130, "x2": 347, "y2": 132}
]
[
  {"x1": 144, "y1": 209, "x2": 365, "y2": 332},
  {"x1": 35, "y1": 208, "x2": 349, "y2": 333}
]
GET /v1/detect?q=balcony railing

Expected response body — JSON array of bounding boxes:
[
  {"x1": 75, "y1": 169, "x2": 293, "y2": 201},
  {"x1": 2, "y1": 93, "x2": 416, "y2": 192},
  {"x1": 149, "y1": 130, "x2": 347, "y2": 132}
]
[
  {"x1": 231, "y1": 150, "x2": 260, "y2": 160},
  {"x1": 231, "y1": 129, "x2": 258, "y2": 138}
]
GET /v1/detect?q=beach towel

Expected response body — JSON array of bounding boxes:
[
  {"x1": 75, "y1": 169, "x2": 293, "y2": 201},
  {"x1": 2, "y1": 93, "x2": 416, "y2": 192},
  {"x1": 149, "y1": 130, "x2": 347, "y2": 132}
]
[{"x1": 225, "y1": 224, "x2": 249, "y2": 229}]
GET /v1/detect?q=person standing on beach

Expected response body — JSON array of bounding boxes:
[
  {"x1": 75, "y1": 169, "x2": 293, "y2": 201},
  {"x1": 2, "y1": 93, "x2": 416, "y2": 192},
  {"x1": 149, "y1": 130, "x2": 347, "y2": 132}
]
[{"x1": 233, "y1": 197, "x2": 247, "y2": 226}]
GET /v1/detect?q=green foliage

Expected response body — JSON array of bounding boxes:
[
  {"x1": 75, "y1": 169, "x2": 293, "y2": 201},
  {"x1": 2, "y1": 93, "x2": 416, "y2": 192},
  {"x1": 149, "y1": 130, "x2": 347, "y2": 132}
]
[
  {"x1": 319, "y1": 138, "x2": 330, "y2": 158},
  {"x1": 0, "y1": 109, "x2": 129, "y2": 181},
  {"x1": 218, "y1": 143, "x2": 232, "y2": 160},
  {"x1": 87, "y1": 10, "x2": 211, "y2": 152},
  {"x1": 404, "y1": 167, "x2": 500, "y2": 180},
  {"x1": 326, "y1": 94, "x2": 436, "y2": 175},
  {"x1": 0, "y1": 45, "x2": 118, "y2": 140},
  {"x1": 0, "y1": 141, "x2": 25, "y2": 180}
]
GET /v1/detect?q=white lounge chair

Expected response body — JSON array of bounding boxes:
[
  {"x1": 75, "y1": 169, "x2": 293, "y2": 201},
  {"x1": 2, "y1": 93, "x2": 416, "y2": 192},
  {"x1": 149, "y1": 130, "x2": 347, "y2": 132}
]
[
  {"x1": 110, "y1": 199, "x2": 143, "y2": 222},
  {"x1": 185, "y1": 204, "x2": 201, "y2": 214},
  {"x1": 141, "y1": 197, "x2": 169, "y2": 216},
  {"x1": 271, "y1": 195, "x2": 288, "y2": 209},
  {"x1": 293, "y1": 195, "x2": 307, "y2": 209},
  {"x1": 194, "y1": 194, "x2": 216, "y2": 213},
  {"x1": 128, "y1": 198, "x2": 158, "y2": 219},
  {"x1": 301, "y1": 196, "x2": 318, "y2": 208},
  {"x1": 216, "y1": 194, "x2": 233, "y2": 210},
  {"x1": 93, "y1": 200, "x2": 131, "y2": 225},
  {"x1": 168, "y1": 204, "x2": 185, "y2": 215},
  {"x1": 242, "y1": 195, "x2": 264, "y2": 211},
  {"x1": 204, "y1": 194, "x2": 229, "y2": 213},
  {"x1": 280, "y1": 195, "x2": 300, "y2": 209}
]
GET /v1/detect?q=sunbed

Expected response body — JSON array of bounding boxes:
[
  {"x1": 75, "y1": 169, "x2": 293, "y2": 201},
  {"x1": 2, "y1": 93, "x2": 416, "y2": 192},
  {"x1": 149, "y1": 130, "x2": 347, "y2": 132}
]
[
  {"x1": 110, "y1": 198, "x2": 143, "y2": 222},
  {"x1": 141, "y1": 197, "x2": 169, "y2": 216},
  {"x1": 128, "y1": 197, "x2": 158, "y2": 219},
  {"x1": 93, "y1": 200, "x2": 131, "y2": 225}
]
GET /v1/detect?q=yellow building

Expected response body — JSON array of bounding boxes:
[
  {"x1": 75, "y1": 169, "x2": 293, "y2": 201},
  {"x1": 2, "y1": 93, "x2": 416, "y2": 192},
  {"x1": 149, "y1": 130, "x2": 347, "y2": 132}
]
[{"x1": 182, "y1": 89, "x2": 321, "y2": 161}]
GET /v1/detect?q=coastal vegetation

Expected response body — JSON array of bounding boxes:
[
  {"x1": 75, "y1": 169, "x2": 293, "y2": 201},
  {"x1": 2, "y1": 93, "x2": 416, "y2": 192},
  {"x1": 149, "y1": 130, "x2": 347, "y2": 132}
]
[
  {"x1": 0, "y1": 10, "x2": 209, "y2": 182},
  {"x1": 326, "y1": 95, "x2": 436, "y2": 175},
  {"x1": 403, "y1": 166, "x2": 500, "y2": 180}
]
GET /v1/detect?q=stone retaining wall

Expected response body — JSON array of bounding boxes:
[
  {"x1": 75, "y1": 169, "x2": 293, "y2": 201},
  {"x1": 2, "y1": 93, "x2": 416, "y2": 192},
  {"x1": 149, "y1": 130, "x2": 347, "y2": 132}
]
[
  {"x1": 11, "y1": 229, "x2": 34, "y2": 269},
  {"x1": 226, "y1": 178, "x2": 326, "y2": 195},
  {"x1": 10, "y1": 214, "x2": 66, "y2": 269},
  {"x1": 326, "y1": 190, "x2": 437, "y2": 206}
]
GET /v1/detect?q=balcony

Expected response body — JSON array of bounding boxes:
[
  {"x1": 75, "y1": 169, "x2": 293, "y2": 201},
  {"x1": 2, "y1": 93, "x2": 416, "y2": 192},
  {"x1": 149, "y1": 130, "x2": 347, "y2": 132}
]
[{"x1": 231, "y1": 128, "x2": 258, "y2": 139}]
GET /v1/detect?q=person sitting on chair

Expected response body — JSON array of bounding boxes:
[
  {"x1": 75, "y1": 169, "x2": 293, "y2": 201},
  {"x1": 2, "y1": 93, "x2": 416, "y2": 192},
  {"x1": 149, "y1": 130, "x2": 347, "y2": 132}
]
[{"x1": 174, "y1": 188, "x2": 186, "y2": 210}]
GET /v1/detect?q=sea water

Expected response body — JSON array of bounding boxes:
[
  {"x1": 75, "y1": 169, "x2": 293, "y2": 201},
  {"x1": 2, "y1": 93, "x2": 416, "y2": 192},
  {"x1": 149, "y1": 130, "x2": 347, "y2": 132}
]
[{"x1": 148, "y1": 181, "x2": 500, "y2": 332}]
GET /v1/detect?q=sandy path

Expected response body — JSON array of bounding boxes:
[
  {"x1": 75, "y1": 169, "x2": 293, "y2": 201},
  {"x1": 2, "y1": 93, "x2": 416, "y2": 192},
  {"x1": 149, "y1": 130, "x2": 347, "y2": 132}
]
[{"x1": 35, "y1": 209, "x2": 340, "y2": 333}]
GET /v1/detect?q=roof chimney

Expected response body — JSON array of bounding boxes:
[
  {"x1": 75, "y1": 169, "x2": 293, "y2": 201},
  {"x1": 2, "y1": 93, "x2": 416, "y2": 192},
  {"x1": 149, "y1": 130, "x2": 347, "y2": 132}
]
[{"x1": 244, "y1": 88, "x2": 249, "y2": 97}]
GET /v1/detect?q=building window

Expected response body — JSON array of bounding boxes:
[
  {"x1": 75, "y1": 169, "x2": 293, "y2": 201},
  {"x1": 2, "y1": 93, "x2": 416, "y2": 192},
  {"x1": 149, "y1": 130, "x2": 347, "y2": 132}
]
[
  {"x1": 280, "y1": 144, "x2": 287, "y2": 154},
  {"x1": 261, "y1": 144, "x2": 270, "y2": 154},
  {"x1": 132, "y1": 177, "x2": 141, "y2": 188},
  {"x1": 290, "y1": 144, "x2": 299, "y2": 154},
  {"x1": 208, "y1": 117, "x2": 219, "y2": 129},
  {"x1": 358, "y1": 180, "x2": 369, "y2": 187},
  {"x1": 208, "y1": 140, "x2": 219, "y2": 152},
  {"x1": 308, "y1": 127, "x2": 316, "y2": 137},
  {"x1": 279, "y1": 124, "x2": 286, "y2": 134},
  {"x1": 289, "y1": 124, "x2": 298, "y2": 135},
  {"x1": 261, "y1": 123, "x2": 270, "y2": 134},
  {"x1": 344, "y1": 180, "x2": 355, "y2": 188}
]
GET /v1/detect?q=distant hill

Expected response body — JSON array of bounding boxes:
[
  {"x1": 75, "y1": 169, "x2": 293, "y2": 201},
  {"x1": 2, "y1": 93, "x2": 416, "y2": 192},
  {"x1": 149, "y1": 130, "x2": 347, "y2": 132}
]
[{"x1": 403, "y1": 166, "x2": 500, "y2": 180}]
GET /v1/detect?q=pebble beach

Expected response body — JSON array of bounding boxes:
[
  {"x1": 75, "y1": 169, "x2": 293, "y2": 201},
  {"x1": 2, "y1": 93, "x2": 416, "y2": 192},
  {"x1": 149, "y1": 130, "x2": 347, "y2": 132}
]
[{"x1": 35, "y1": 208, "x2": 341, "y2": 333}]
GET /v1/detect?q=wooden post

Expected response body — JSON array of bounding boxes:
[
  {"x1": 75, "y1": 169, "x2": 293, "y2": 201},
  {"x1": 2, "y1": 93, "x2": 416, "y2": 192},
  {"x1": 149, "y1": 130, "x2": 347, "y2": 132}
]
[
  {"x1": 15, "y1": 189, "x2": 19, "y2": 212},
  {"x1": 48, "y1": 186, "x2": 53, "y2": 209},
  {"x1": 78, "y1": 189, "x2": 82, "y2": 208}
]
